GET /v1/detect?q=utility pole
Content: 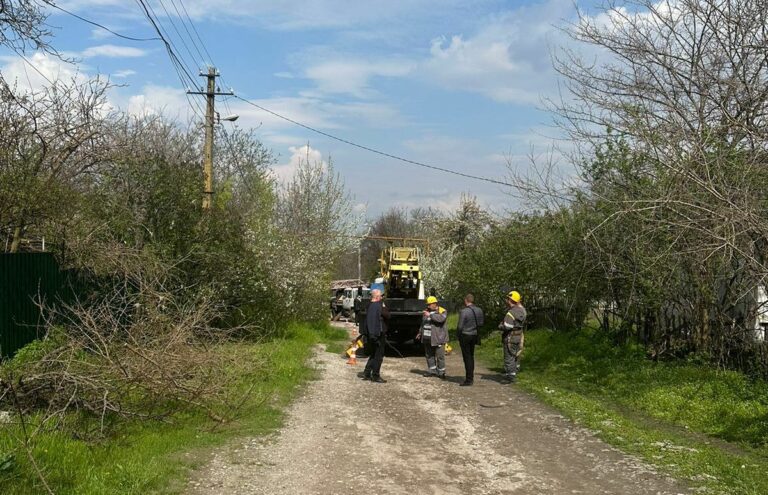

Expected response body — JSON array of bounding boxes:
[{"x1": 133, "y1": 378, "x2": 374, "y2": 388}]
[{"x1": 188, "y1": 67, "x2": 235, "y2": 209}]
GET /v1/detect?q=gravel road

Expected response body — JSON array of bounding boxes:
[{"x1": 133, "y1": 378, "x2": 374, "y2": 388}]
[{"x1": 186, "y1": 323, "x2": 689, "y2": 495}]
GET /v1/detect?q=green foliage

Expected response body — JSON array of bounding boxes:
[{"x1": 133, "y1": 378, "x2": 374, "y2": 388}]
[
  {"x1": 0, "y1": 327, "x2": 65, "y2": 375},
  {"x1": 447, "y1": 209, "x2": 596, "y2": 326},
  {"x1": 0, "y1": 323, "x2": 331, "y2": 495},
  {"x1": 477, "y1": 329, "x2": 768, "y2": 494}
]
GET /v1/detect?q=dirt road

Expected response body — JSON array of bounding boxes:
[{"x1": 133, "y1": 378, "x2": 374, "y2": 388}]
[{"x1": 187, "y1": 325, "x2": 688, "y2": 495}]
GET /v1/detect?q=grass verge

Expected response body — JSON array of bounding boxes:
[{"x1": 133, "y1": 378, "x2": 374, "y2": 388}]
[
  {"x1": 475, "y1": 328, "x2": 768, "y2": 495},
  {"x1": 0, "y1": 321, "x2": 348, "y2": 495}
]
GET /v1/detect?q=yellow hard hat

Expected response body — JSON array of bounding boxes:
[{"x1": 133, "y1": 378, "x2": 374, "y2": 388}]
[
  {"x1": 426, "y1": 296, "x2": 438, "y2": 305},
  {"x1": 507, "y1": 290, "x2": 521, "y2": 303}
]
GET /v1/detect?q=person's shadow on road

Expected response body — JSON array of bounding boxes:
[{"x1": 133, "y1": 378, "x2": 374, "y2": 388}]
[
  {"x1": 479, "y1": 373, "x2": 507, "y2": 384},
  {"x1": 408, "y1": 368, "x2": 464, "y2": 383}
]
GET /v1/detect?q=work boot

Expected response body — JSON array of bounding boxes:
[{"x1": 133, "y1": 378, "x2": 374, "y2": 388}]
[
  {"x1": 362, "y1": 372, "x2": 371, "y2": 381},
  {"x1": 371, "y1": 376, "x2": 387, "y2": 383}
]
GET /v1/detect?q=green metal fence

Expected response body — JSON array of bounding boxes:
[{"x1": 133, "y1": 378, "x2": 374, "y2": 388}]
[{"x1": 0, "y1": 253, "x2": 70, "y2": 359}]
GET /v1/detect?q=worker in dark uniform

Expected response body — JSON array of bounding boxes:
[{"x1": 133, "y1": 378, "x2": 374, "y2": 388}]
[
  {"x1": 415, "y1": 296, "x2": 448, "y2": 379},
  {"x1": 457, "y1": 293, "x2": 484, "y2": 386},
  {"x1": 362, "y1": 289, "x2": 389, "y2": 383},
  {"x1": 499, "y1": 290, "x2": 526, "y2": 384}
]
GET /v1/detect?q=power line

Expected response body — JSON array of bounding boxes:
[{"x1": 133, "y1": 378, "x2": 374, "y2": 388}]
[
  {"x1": 232, "y1": 95, "x2": 514, "y2": 187},
  {"x1": 42, "y1": 0, "x2": 197, "y2": 105},
  {"x1": 155, "y1": 2, "x2": 510, "y2": 187},
  {"x1": 7, "y1": 48, "x2": 54, "y2": 87},
  {"x1": 167, "y1": 0, "x2": 208, "y2": 64},
  {"x1": 175, "y1": 0, "x2": 215, "y2": 63},
  {"x1": 42, "y1": 1, "x2": 162, "y2": 42},
  {"x1": 133, "y1": 0, "x2": 204, "y2": 117},
  {"x1": 165, "y1": 0, "x2": 235, "y2": 120},
  {"x1": 134, "y1": 0, "x2": 195, "y2": 86},
  {"x1": 156, "y1": 0, "x2": 204, "y2": 69},
  {"x1": 47, "y1": 0, "x2": 508, "y2": 187}
]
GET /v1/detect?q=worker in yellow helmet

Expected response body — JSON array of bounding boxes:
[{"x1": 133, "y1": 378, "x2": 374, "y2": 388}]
[
  {"x1": 498, "y1": 290, "x2": 526, "y2": 384},
  {"x1": 415, "y1": 295, "x2": 448, "y2": 379}
]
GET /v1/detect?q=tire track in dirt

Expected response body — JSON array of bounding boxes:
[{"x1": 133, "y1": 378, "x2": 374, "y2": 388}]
[{"x1": 186, "y1": 328, "x2": 689, "y2": 495}]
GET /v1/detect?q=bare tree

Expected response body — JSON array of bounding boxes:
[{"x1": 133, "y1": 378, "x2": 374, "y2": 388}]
[
  {"x1": 0, "y1": 0, "x2": 50, "y2": 53},
  {"x1": 550, "y1": 0, "x2": 768, "y2": 363},
  {"x1": 0, "y1": 78, "x2": 111, "y2": 252}
]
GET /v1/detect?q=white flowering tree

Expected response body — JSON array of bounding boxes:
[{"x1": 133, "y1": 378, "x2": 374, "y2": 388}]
[{"x1": 274, "y1": 153, "x2": 358, "y2": 320}]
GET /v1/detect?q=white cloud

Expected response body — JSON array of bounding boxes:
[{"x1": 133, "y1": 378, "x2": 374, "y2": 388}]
[
  {"x1": 0, "y1": 53, "x2": 86, "y2": 92},
  {"x1": 112, "y1": 69, "x2": 137, "y2": 78},
  {"x1": 81, "y1": 44, "x2": 147, "y2": 58},
  {"x1": 123, "y1": 84, "x2": 195, "y2": 119},
  {"x1": 271, "y1": 144, "x2": 325, "y2": 182},
  {"x1": 304, "y1": 59, "x2": 413, "y2": 97},
  {"x1": 90, "y1": 27, "x2": 115, "y2": 40},
  {"x1": 227, "y1": 95, "x2": 404, "y2": 133},
  {"x1": 55, "y1": 0, "x2": 483, "y2": 30},
  {"x1": 392, "y1": 196, "x2": 464, "y2": 213},
  {"x1": 420, "y1": 0, "x2": 574, "y2": 105}
]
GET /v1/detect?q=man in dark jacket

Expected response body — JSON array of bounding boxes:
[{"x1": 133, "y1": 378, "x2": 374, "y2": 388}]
[
  {"x1": 363, "y1": 289, "x2": 389, "y2": 383},
  {"x1": 457, "y1": 293, "x2": 484, "y2": 386}
]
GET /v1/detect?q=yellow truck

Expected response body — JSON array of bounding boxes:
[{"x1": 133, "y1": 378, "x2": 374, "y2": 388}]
[{"x1": 357, "y1": 246, "x2": 427, "y2": 344}]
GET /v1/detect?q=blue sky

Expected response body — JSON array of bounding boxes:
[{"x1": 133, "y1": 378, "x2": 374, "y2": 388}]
[{"x1": 0, "y1": 0, "x2": 595, "y2": 217}]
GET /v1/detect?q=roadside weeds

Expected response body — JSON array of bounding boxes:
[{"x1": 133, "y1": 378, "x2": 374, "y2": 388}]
[
  {"x1": 475, "y1": 329, "x2": 768, "y2": 495},
  {"x1": 0, "y1": 322, "x2": 348, "y2": 495}
]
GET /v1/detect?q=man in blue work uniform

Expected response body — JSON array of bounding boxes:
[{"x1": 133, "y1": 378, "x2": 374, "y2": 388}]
[
  {"x1": 499, "y1": 290, "x2": 526, "y2": 384},
  {"x1": 416, "y1": 296, "x2": 448, "y2": 379}
]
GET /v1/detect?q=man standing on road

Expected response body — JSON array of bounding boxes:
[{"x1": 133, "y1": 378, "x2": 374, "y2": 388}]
[
  {"x1": 457, "y1": 294, "x2": 484, "y2": 386},
  {"x1": 363, "y1": 289, "x2": 389, "y2": 383},
  {"x1": 499, "y1": 291, "x2": 526, "y2": 384},
  {"x1": 415, "y1": 296, "x2": 448, "y2": 379}
]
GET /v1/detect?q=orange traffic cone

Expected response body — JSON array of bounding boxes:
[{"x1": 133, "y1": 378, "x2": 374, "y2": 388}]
[
  {"x1": 345, "y1": 337, "x2": 362, "y2": 365},
  {"x1": 345, "y1": 343, "x2": 357, "y2": 365}
]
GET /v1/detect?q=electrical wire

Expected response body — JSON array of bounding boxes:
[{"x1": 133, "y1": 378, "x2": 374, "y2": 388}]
[
  {"x1": 232, "y1": 95, "x2": 515, "y2": 187},
  {"x1": 170, "y1": 0, "x2": 235, "y2": 119},
  {"x1": 143, "y1": 1, "x2": 205, "y2": 119},
  {"x1": 57, "y1": 0, "x2": 508, "y2": 187},
  {"x1": 7, "y1": 47, "x2": 54, "y2": 87},
  {"x1": 167, "y1": 0, "x2": 208, "y2": 64},
  {"x1": 41, "y1": 1, "x2": 162, "y2": 42},
  {"x1": 155, "y1": 0, "x2": 204, "y2": 69},
  {"x1": 134, "y1": 0, "x2": 204, "y2": 118},
  {"x1": 136, "y1": 0, "x2": 196, "y2": 86},
  {"x1": 175, "y1": 0, "x2": 215, "y2": 63}
]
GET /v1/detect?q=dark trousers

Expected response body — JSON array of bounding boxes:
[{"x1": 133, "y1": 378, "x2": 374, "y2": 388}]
[
  {"x1": 364, "y1": 338, "x2": 385, "y2": 377},
  {"x1": 459, "y1": 333, "x2": 478, "y2": 381}
]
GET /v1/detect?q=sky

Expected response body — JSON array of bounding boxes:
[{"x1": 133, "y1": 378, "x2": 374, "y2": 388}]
[{"x1": 0, "y1": 0, "x2": 597, "y2": 218}]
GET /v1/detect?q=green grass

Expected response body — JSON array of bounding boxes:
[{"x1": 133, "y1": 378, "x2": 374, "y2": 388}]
[
  {"x1": 0, "y1": 321, "x2": 348, "y2": 495},
  {"x1": 476, "y1": 328, "x2": 768, "y2": 495}
]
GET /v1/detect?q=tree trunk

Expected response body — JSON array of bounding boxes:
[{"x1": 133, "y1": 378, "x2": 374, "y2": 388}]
[{"x1": 9, "y1": 225, "x2": 22, "y2": 253}]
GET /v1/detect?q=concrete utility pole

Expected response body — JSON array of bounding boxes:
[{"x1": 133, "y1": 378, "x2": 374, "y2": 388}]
[{"x1": 188, "y1": 67, "x2": 235, "y2": 209}]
